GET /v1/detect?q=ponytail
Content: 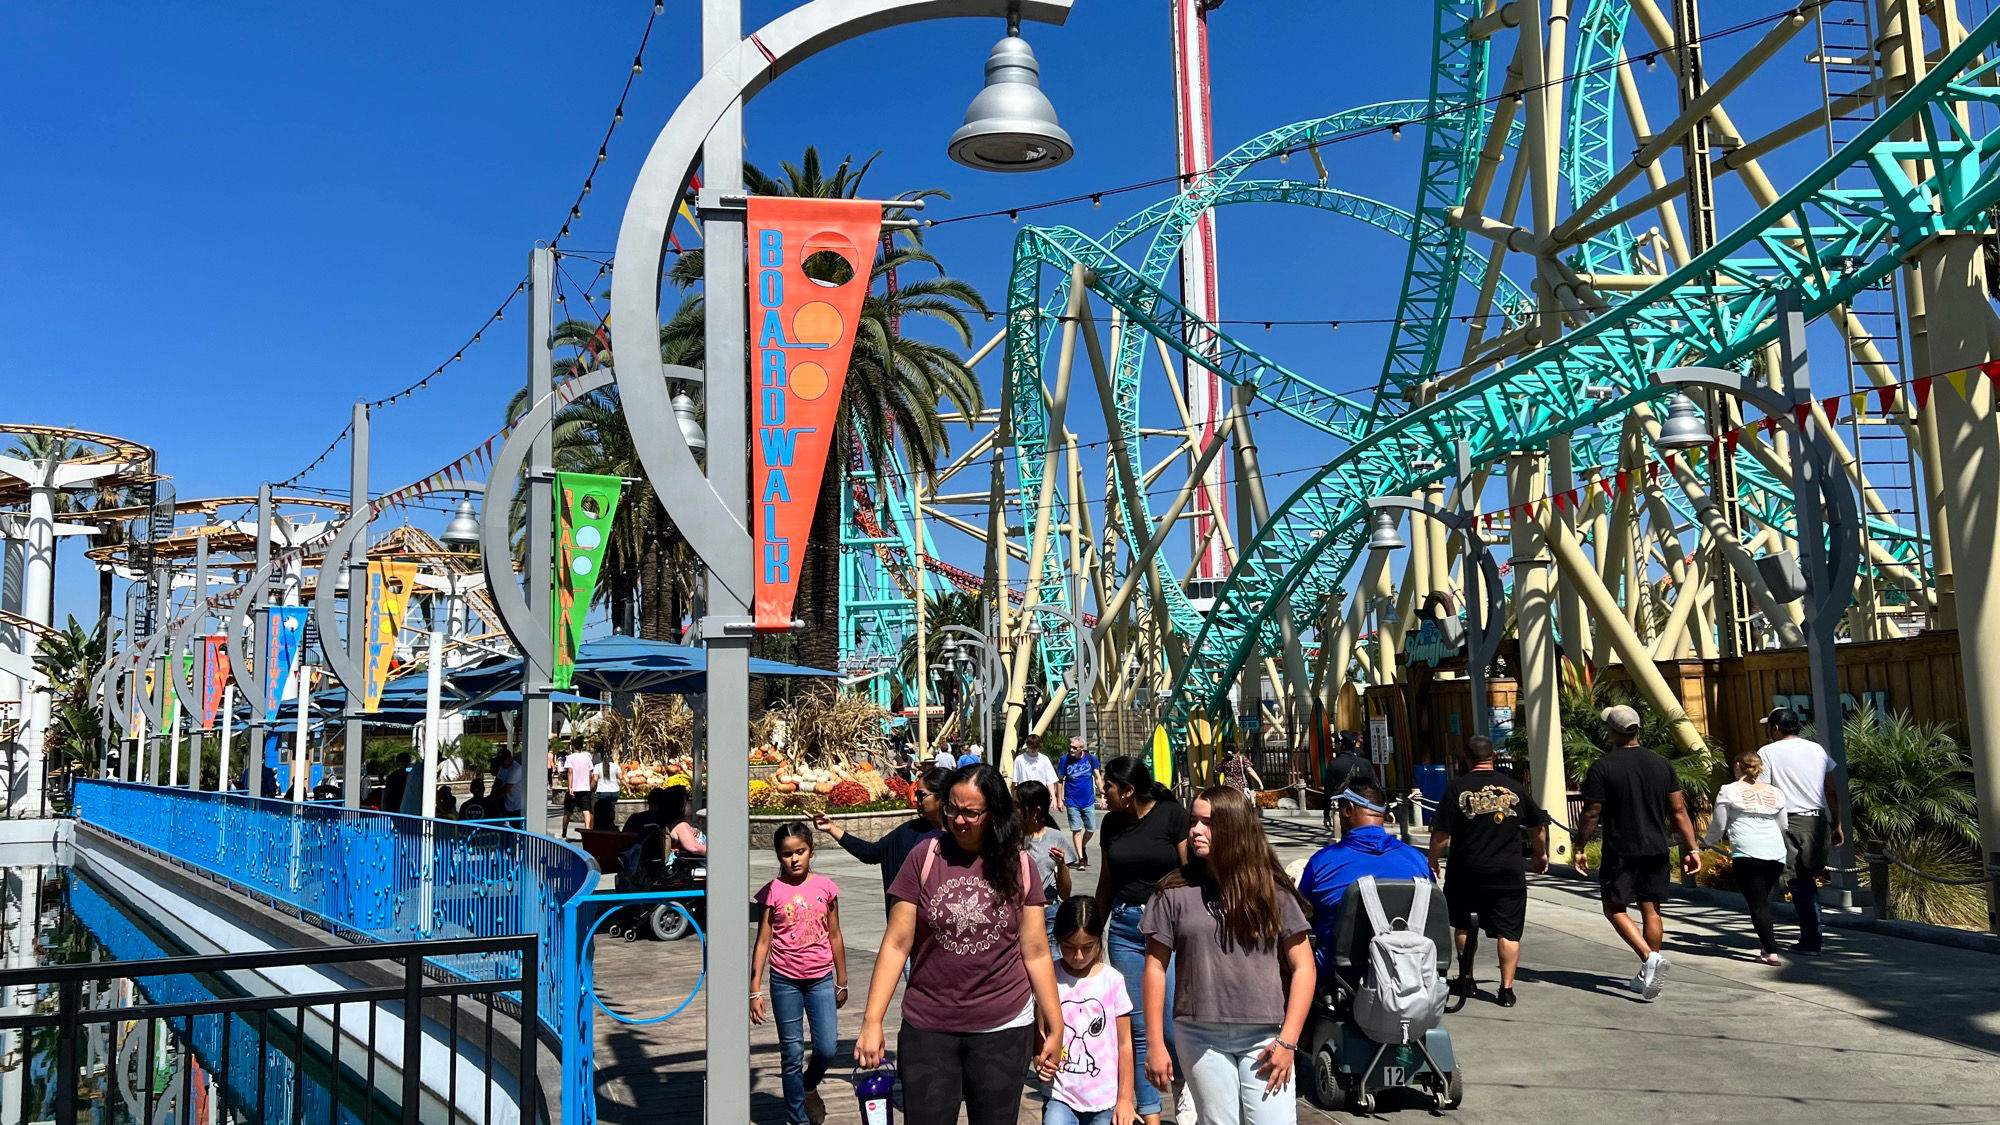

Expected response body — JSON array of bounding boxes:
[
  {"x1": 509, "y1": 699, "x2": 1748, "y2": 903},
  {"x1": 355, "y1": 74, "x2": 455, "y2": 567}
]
[{"x1": 1103, "y1": 756, "x2": 1175, "y2": 804}]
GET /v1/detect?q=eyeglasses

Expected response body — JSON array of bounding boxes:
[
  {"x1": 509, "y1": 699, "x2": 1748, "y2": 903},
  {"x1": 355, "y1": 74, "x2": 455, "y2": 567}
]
[{"x1": 944, "y1": 803, "x2": 990, "y2": 823}]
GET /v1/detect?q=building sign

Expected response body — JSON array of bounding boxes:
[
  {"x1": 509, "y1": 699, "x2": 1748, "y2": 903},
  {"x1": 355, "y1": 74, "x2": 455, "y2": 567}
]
[
  {"x1": 748, "y1": 197, "x2": 882, "y2": 630},
  {"x1": 1770, "y1": 691, "x2": 1890, "y2": 725},
  {"x1": 1404, "y1": 619, "x2": 1461, "y2": 667}
]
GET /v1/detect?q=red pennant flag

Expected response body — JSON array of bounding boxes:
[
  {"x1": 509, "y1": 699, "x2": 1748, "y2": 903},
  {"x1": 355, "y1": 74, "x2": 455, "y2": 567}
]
[
  {"x1": 1599, "y1": 477, "x2": 1616, "y2": 498},
  {"x1": 1913, "y1": 376, "x2": 1933, "y2": 413},
  {"x1": 1724, "y1": 428, "x2": 1744, "y2": 454},
  {"x1": 1823, "y1": 395, "x2": 1845, "y2": 423},
  {"x1": 1791, "y1": 403, "x2": 1812, "y2": 428},
  {"x1": 1877, "y1": 385, "x2": 1898, "y2": 415},
  {"x1": 1981, "y1": 360, "x2": 2000, "y2": 383},
  {"x1": 1649, "y1": 462, "x2": 1662, "y2": 484}
]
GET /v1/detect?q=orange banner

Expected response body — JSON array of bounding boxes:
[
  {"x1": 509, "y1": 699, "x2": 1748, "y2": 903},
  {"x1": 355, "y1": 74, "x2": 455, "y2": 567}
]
[{"x1": 748, "y1": 197, "x2": 882, "y2": 629}]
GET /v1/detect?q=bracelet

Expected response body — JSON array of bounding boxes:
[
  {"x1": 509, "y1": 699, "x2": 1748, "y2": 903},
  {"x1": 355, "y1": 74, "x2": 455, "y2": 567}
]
[
  {"x1": 836, "y1": 984, "x2": 849, "y2": 992},
  {"x1": 1272, "y1": 1039, "x2": 1298, "y2": 1052},
  {"x1": 749, "y1": 992, "x2": 763, "y2": 999}
]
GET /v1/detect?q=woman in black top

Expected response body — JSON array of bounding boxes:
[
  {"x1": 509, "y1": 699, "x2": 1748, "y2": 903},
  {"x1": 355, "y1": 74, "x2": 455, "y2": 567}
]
[
  {"x1": 814, "y1": 767, "x2": 948, "y2": 911},
  {"x1": 1092, "y1": 757, "x2": 1187, "y2": 1123}
]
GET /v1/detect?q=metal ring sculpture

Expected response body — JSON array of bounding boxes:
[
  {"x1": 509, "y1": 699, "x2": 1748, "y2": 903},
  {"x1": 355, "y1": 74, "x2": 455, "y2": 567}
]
[{"x1": 1158, "y1": 17, "x2": 2000, "y2": 750}]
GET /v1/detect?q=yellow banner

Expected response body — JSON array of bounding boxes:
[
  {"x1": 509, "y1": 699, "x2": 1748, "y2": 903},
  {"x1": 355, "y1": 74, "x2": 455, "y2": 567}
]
[{"x1": 362, "y1": 562, "x2": 417, "y2": 712}]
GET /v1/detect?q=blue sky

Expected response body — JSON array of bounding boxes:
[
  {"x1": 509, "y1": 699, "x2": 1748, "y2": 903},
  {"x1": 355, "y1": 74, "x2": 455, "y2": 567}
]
[{"x1": 5, "y1": 1, "x2": 1860, "y2": 626}]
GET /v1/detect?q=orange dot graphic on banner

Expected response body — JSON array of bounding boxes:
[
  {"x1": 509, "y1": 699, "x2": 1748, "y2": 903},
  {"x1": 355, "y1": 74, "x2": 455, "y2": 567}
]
[
  {"x1": 791, "y1": 361, "x2": 830, "y2": 401},
  {"x1": 792, "y1": 301, "x2": 843, "y2": 348}
]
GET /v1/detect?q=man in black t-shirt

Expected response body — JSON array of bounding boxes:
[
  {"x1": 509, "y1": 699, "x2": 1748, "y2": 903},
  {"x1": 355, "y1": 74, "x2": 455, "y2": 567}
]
[
  {"x1": 1574, "y1": 705, "x2": 1702, "y2": 1001},
  {"x1": 1428, "y1": 736, "x2": 1547, "y2": 1007}
]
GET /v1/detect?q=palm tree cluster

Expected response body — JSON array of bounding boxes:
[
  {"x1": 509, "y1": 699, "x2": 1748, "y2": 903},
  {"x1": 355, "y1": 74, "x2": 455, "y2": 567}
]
[
  {"x1": 30, "y1": 615, "x2": 105, "y2": 770},
  {"x1": 511, "y1": 148, "x2": 988, "y2": 673}
]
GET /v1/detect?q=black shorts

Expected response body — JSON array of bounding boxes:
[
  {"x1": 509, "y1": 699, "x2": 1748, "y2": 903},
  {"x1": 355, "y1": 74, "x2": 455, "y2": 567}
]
[
  {"x1": 565, "y1": 791, "x2": 593, "y2": 814},
  {"x1": 1599, "y1": 853, "x2": 1672, "y2": 906},
  {"x1": 1445, "y1": 877, "x2": 1528, "y2": 941}
]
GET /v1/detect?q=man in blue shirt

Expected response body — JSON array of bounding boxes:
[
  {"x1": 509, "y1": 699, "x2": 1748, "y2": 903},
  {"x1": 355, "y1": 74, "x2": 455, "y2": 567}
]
[
  {"x1": 1057, "y1": 737, "x2": 1101, "y2": 868},
  {"x1": 1298, "y1": 783, "x2": 1433, "y2": 972},
  {"x1": 956, "y1": 741, "x2": 985, "y2": 768}
]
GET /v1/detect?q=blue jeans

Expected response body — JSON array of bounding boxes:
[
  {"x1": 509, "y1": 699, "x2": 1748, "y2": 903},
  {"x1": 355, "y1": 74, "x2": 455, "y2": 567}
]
[
  {"x1": 1107, "y1": 901, "x2": 1174, "y2": 1116},
  {"x1": 1043, "y1": 1099, "x2": 1112, "y2": 1125},
  {"x1": 769, "y1": 971, "x2": 837, "y2": 1123},
  {"x1": 1174, "y1": 1020, "x2": 1294, "y2": 1125}
]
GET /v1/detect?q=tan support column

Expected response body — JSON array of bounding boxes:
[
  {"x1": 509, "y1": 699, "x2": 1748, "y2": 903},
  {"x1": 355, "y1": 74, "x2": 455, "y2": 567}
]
[
  {"x1": 1508, "y1": 452, "x2": 1570, "y2": 861},
  {"x1": 1547, "y1": 432, "x2": 1590, "y2": 664},
  {"x1": 1911, "y1": 231, "x2": 2000, "y2": 930}
]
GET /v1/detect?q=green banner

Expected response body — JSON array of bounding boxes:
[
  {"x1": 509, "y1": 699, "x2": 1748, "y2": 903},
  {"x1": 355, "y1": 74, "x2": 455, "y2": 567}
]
[{"x1": 551, "y1": 472, "x2": 623, "y2": 690}]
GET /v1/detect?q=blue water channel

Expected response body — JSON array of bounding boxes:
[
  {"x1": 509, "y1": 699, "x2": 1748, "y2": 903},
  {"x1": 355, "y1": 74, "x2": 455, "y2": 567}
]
[{"x1": 1, "y1": 864, "x2": 401, "y2": 1124}]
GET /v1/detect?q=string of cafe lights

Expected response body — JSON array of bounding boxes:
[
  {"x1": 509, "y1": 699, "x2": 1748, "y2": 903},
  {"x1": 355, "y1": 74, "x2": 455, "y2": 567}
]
[
  {"x1": 276, "y1": 1, "x2": 667, "y2": 488},
  {"x1": 925, "y1": 2, "x2": 1816, "y2": 228}
]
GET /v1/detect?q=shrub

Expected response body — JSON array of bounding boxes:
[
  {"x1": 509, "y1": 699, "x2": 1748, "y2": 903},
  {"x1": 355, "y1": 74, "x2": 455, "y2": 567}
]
[
  {"x1": 1840, "y1": 710, "x2": 1979, "y2": 852},
  {"x1": 1879, "y1": 830, "x2": 1988, "y2": 930}
]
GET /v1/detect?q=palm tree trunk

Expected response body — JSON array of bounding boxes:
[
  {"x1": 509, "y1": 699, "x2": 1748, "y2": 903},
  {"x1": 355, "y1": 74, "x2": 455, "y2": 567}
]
[{"x1": 793, "y1": 446, "x2": 844, "y2": 695}]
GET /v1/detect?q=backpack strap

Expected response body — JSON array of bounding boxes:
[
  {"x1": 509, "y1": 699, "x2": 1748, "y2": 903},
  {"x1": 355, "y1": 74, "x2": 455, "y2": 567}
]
[
  {"x1": 1354, "y1": 875, "x2": 1392, "y2": 936},
  {"x1": 1405, "y1": 879, "x2": 1432, "y2": 934},
  {"x1": 917, "y1": 835, "x2": 943, "y2": 885}
]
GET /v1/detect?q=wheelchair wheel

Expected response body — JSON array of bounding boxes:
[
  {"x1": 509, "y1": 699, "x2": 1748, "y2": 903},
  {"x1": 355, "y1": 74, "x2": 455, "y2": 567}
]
[
  {"x1": 1442, "y1": 1065, "x2": 1464, "y2": 1110},
  {"x1": 643, "y1": 903, "x2": 695, "y2": 942},
  {"x1": 1348, "y1": 1081, "x2": 1375, "y2": 1115},
  {"x1": 1307, "y1": 1042, "x2": 1346, "y2": 1110}
]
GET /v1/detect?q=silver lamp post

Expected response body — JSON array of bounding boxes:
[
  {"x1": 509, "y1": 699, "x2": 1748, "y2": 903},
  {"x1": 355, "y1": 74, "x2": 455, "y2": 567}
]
[
  {"x1": 1368, "y1": 441, "x2": 1504, "y2": 743},
  {"x1": 1650, "y1": 290, "x2": 1862, "y2": 907},
  {"x1": 596, "y1": 4, "x2": 1077, "y2": 1122}
]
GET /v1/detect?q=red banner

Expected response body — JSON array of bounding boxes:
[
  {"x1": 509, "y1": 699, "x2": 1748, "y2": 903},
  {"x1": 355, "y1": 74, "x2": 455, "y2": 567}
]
[
  {"x1": 199, "y1": 634, "x2": 229, "y2": 732},
  {"x1": 748, "y1": 197, "x2": 882, "y2": 629}
]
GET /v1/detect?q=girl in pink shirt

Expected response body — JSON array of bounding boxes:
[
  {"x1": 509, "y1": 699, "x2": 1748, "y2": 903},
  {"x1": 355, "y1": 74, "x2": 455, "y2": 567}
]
[{"x1": 751, "y1": 822, "x2": 848, "y2": 1125}]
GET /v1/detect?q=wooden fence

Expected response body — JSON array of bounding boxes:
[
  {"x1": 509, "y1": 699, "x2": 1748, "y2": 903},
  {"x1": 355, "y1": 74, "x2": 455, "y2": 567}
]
[{"x1": 1364, "y1": 630, "x2": 1967, "y2": 783}]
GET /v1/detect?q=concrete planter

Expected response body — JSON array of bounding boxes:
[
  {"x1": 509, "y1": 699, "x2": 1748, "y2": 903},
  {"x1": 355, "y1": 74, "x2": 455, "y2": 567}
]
[{"x1": 748, "y1": 808, "x2": 915, "y2": 841}]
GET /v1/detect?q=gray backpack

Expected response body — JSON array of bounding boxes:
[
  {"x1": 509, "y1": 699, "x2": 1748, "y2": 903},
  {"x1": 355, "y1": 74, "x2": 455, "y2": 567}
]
[{"x1": 1351, "y1": 876, "x2": 1448, "y2": 1044}]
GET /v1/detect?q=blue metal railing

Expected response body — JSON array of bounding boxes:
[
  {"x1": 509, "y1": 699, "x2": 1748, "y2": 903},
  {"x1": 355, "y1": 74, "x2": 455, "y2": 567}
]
[{"x1": 71, "y1": 780, "x2": 597, "y2": 1057}]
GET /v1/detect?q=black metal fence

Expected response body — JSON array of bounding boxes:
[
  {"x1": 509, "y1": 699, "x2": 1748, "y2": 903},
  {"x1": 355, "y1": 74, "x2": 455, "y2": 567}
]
[{"x1": 0, "y1": 934, "x2": 540, "y2": 1125}]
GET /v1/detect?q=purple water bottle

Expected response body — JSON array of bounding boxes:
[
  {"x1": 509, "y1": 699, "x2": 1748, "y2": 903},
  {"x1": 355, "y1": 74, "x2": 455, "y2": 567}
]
[{"x1": 855, "y1": 1058, "x2": 896, "y2": 1125}]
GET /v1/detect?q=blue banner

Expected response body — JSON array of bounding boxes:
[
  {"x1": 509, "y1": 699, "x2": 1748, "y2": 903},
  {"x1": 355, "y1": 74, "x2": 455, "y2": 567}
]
[{"x1": 260, "y1": 606, "x2": 309, "y2": 721}]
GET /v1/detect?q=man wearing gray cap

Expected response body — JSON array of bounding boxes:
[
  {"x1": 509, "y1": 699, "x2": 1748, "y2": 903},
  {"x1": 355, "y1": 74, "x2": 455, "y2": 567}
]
[{"x1": 1573, "y1": 705, "x2": 1702, "y2": 1000}]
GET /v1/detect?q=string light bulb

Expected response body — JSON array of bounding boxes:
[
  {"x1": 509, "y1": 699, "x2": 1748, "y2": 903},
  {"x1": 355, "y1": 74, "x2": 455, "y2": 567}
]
[
  {"x1": 1009, "y1": 210, "x2": 1020, "y2": 223},
  {"x1": 1391, "y1": 125, "x2": 1402, "y2": 140},
  {"x1": 1092, "y1": 194, "x2": 1102, "y2": 208},
  {"x1": 632, "y1": 57, "x2": 644, "y2": 74}
]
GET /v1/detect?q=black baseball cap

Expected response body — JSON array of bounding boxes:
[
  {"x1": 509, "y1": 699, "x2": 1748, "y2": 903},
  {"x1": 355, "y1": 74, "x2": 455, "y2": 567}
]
[{"x1": 1763, "y1": 707, "x2": 1802, "y2": 732}]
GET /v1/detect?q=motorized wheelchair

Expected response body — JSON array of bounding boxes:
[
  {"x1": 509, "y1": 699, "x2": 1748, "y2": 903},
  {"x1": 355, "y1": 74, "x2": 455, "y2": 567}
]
[
  {"x1": 1303, "y1": 878, "x2": 1463, "y2": 1114},
  {"x1": 577, "y1": 826, "x2": 707, "y2": 942}
]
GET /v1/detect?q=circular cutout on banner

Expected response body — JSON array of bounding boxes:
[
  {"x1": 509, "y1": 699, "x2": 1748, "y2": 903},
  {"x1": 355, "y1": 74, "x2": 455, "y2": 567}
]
[
  {"x1": 577, "y1": 526, "x2": 602, "y2": 550},
  {"x1": 573, "y1": 556, "x2": 594, "y2": 576},
  {"x1": 791, "y1": 361, "x2": 830, "y2": 401}
]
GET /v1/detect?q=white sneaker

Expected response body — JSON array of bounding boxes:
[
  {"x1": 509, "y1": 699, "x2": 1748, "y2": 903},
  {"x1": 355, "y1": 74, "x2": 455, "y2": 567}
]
[
  {"x1": 1640, "y1": 952, "x2": 1669, "y2": 999},
  {"x1": 1626, "y1": 969, "x2": 1647, "y2": 995},
  {"x1": 1176, "y1": 1080, "x2": 1201, "y2": 1123}
]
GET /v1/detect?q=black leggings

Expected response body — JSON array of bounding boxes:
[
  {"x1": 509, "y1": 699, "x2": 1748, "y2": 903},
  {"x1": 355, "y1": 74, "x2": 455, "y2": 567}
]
[
  {"x1": 1733, "y1": 856, "x2": 1784, "y2": 954},
  {"x1": 898, "y1": 1022, "x2": 1035, "y2": 1125}
]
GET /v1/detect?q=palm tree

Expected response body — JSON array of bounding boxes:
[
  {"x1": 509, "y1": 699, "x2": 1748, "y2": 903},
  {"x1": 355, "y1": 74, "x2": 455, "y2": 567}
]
[
  {"x1": 31, "y1": 615, "x2": 104, "y2": 768},
  {"x1": 503, "y1": 302, "x2": 706, "y2": 640},
  {"x1": 670, "y1": 147, "x2": 990, "y2": 681},
  {"x1": 1839, "y1": 709, "x2": 1980, "y2": 851}
]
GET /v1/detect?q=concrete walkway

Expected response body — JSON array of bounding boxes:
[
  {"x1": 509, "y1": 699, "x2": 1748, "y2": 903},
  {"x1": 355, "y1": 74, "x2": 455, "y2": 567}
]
[{"x1": 584, "y1": 812, "x2": 2000, "y2": 1124}]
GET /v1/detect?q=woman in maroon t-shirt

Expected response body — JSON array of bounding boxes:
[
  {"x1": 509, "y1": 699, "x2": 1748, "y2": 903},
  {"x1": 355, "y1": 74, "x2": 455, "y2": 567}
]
[{"x1": 856, "y1": 764, "x2": 1063, "y2": 1124}]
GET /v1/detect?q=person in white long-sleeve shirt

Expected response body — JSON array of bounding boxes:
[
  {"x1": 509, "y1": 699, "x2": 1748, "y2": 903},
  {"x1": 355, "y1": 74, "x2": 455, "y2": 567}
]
[{"x1": 1703, "y1": 751, "x2": 1790, "y2": 964}]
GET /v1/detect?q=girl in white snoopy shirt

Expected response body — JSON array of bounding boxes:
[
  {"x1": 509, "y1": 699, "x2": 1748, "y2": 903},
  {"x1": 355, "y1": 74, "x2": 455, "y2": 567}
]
[{"x1": 1037, "y1": 896, "x2": 1137, "y2": 1125}]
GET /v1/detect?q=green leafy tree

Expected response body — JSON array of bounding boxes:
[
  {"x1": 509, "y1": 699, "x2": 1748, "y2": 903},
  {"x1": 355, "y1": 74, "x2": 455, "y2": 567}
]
[
  {"x1": 1507, "y1": 665, "x2": 1721, "y2": 808},
  {"x1": 30, "y1": 615, "x2": 106, "y2": 769}
]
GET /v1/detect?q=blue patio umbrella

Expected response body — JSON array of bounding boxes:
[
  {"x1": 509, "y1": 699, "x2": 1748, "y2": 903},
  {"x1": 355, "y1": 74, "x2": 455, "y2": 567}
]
[{"x1": 443, "y1": 634, "x2": 836, "y2": 698}]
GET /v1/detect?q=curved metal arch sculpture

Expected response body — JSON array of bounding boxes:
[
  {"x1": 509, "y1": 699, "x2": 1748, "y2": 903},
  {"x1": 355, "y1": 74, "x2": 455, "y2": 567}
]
[{"x1": 1160, "y1": 17, "x2": 2000, "y2": 750}]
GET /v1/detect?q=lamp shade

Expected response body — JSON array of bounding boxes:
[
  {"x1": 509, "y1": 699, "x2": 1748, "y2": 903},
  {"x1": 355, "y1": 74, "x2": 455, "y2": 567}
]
[
  {"x1": 441, "y1": 499, "x2": 481, "y2": 549},
  {"x1": 1656, "y1": 394, "x2": 1711, "y2": 450},
  {"x1": 673, "y1": 391, "x2": 707, "y2": 452},
  {"x1": 948, "y1": 36, "x2": 1074, "y2": 173},
  {"x1": 1366, "y1": 511, "x2": 1407, "y2": 553}
]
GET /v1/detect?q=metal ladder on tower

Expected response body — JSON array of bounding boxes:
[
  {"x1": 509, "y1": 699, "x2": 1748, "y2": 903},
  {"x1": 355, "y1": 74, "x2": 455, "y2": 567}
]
[{"x1": 1813, "y1": 0, "x2": 1928, "y2": 637}]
